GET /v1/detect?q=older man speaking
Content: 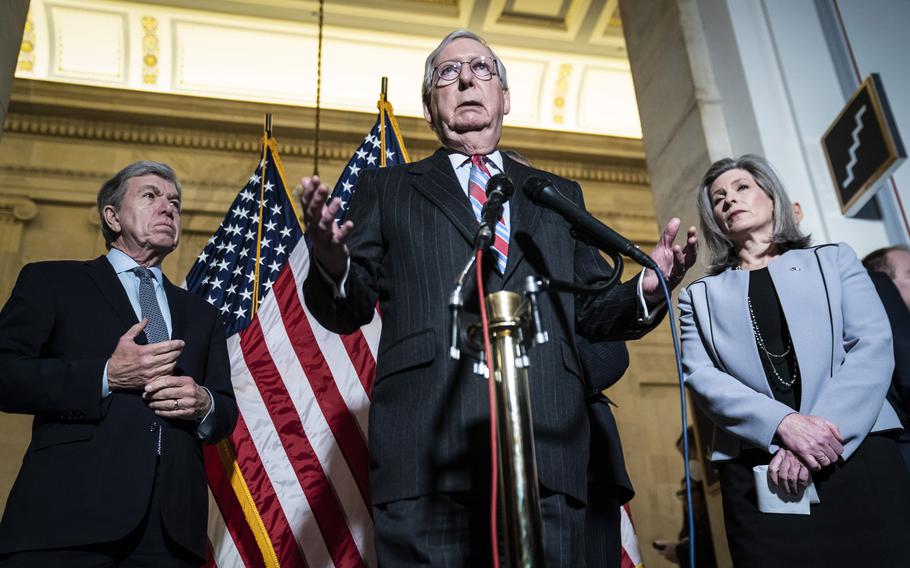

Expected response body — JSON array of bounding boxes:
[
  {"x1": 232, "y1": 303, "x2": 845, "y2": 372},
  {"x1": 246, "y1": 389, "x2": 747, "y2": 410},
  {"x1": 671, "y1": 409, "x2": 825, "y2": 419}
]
[{"x1": 299, "y1": 30, "x2": 697, "y2": 565}]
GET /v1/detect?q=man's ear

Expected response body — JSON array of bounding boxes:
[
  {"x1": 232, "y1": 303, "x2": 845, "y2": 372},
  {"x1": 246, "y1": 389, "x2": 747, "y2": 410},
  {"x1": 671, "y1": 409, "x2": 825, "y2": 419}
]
[
  {"x1": 503, "y1": 88, "x2": 511, "y2": 116},
  {"x1": 423, "y1": 100, "x2": 436, "y2": 132},
  {"x1": 103, "y1": 205, "x2": 121, "y2": 234}
]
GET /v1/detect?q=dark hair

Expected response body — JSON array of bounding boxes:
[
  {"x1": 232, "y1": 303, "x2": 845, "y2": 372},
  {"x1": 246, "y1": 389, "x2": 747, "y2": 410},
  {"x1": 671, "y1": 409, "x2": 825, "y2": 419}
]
[
  {"x1": 863, "y1": 245, "x2": 910, "y2": 277},
  {"x1": 97, "y1": 161, "x2": 181, "y2": 248},
  {"x1": 696, "y1": 154, "x2": 810, "y2": 275}
]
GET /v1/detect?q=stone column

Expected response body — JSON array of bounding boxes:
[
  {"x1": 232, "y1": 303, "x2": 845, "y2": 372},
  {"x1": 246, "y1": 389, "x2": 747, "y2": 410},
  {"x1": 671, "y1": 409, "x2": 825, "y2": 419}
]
[
  {"x1": 0, "y1": 0, "x2": 30, "y2": 141},
  {"x1": 619, "y1": 0, "x2": 734, "y2": 565}
]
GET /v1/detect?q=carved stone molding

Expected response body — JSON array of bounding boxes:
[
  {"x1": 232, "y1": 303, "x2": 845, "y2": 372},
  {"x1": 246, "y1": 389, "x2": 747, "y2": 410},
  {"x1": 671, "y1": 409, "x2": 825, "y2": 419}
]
[
  {"x1": 0, "y1": 196, "x2": 38, "y2": 223},
  {"x1": 5, "y1": 79, "x2": 651, "y2": 186}
]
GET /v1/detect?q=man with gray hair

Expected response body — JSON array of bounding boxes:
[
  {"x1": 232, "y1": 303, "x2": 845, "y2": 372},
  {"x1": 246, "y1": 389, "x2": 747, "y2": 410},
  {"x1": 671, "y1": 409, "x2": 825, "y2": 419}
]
[
  {"x1": 299, "y1": 30, "x2": 697, "y2": 564},
  {"x1": 0, "y1": 161, "x2": 237, "y2": 566}
]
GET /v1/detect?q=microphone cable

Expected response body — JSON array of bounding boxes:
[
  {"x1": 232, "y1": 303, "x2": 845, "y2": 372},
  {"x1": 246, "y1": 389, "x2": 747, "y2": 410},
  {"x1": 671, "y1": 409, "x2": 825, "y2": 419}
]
[
  {"x1": 474, "y1": 248, "x2": 500, "y2": 568},
  {"x1": 652, "y1": 267, "x2": 696, "y2": 568}
]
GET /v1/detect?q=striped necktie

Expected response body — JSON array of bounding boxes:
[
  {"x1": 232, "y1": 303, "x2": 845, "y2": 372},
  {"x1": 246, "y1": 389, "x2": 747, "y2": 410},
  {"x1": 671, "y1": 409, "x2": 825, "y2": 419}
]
[
  {"x1": 468, "y1": 154, "x2": 509, "y2": 273},
  {"x1": 132, "y1": 266, "x2": 169, "y2": 343}
]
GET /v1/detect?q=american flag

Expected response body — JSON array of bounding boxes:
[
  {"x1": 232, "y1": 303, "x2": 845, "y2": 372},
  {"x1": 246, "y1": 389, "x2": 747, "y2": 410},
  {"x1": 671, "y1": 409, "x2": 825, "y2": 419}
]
[{"x1": 189, "y1": 97, "x2": 408, "y2": 568}]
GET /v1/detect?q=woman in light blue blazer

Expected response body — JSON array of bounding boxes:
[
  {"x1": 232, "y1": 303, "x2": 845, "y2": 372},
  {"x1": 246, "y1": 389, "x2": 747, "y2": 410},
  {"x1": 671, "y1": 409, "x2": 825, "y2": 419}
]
[{"x1": 679, "y1": 155, "x2": 910, "y2": 566}]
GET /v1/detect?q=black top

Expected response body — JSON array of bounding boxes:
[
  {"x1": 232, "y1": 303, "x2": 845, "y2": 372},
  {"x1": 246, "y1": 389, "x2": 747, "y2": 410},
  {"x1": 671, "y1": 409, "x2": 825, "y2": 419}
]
[{"x1": 747, "y1": 267, "x2": 801, "y2": 410}]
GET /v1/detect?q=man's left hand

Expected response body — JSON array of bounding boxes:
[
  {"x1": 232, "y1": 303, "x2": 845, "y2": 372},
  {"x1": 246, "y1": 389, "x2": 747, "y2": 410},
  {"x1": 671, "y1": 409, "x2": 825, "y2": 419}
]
[
  {"x1": 144, "y1": 375, "x2": 212, "y2": 421},
  {"x1": 642, "y1": 217, "x2": 697, "y2": 302}
]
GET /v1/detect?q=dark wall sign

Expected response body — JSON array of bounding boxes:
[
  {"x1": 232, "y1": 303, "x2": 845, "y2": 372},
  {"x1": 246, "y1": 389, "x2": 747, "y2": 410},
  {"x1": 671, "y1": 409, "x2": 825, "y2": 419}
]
[{"x1": 822, "y1": 73, "x2": 905, "y2": 216}]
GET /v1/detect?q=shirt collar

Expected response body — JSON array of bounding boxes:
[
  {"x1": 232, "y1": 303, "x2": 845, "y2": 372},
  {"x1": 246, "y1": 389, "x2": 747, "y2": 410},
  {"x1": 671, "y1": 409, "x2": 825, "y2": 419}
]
[
  {"x1": 107, "y1": 247, "x2": 163, "y2": 284},
  {"x1": 448, "y1": 150, "x2": 504, "y2": 175}
]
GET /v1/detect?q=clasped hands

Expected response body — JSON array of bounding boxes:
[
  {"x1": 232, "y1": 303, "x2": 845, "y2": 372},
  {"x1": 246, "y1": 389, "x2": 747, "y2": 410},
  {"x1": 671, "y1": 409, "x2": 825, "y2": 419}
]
[
  {"x1": 106, "y1": 319, "x2": 211, "y2": 421},
  {"x1": 769, "y1": 413, "x2": 844, "y2": 495}
]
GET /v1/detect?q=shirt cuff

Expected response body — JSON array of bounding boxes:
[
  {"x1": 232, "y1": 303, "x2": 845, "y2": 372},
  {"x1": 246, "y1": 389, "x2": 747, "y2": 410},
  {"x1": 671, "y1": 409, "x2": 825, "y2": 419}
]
[
  {"x1": 314, "y1": 256, "x2": 351, "y2": 299},
  {"x1": 637, "y1": 268, "x2": 666, "y2": 324},
  {"x1": 102, "y1": 360, "x2": 111, "y2": 398},
  {"x1": 196, "y1": 386, "x2": 216, "y2": 441}
]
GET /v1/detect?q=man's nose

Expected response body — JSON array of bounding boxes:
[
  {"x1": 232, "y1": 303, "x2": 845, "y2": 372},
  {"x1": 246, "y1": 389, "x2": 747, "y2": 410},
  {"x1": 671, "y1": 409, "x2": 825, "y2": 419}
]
[{"x1": 458, "y1": 63, "x2": 474, "y2": 85}]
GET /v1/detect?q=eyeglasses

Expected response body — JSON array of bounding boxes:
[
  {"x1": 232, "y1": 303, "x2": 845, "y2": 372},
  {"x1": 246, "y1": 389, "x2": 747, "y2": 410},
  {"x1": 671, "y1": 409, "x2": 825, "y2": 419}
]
[{"x1": 432, "y1": 56, "x2": 498, "y2": 86}]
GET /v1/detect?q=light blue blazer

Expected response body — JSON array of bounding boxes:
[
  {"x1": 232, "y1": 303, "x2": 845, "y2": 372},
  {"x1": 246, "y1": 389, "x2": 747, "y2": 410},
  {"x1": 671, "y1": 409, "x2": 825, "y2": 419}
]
[{"x1": 679, "y1": 243, "x2": 900, "y2": 462}]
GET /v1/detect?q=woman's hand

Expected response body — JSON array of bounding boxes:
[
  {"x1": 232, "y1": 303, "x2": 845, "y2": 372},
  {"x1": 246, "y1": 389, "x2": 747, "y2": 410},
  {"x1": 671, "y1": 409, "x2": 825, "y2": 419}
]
[
  {"x1": 768, "y1": 448, "x2": 810, "y2": 495},
  {"x1": 775, "y1": 413, "x2": 844, "y2": 471}
]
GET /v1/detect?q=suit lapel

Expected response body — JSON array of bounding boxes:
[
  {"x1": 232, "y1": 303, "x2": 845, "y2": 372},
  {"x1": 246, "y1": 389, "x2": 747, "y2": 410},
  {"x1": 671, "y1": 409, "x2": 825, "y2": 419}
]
[
  {"x1": 501, "y1": 157, "x2": 543, "y2": 284},
  {"x1": 84, "y1": 256, "x2": 141, "y2": 332},
  {"x1": 708, "y1": 269, "x2": 776, "y2": 397},
  {"x1": 768, "y1": 250, "x2": 827, "y2": 411},
  {"x1": 163, "y1": 277, "x2": 187, "y2": 341},
  {"x1": 410, "y1": 149, "x2": 476, "y2": 246}
]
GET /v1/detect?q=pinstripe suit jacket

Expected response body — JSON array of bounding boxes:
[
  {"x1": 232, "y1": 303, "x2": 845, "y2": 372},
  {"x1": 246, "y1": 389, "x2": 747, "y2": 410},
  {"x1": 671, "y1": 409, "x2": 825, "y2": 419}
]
[
  {"x1": 304, "y1": 149, "x2": 662, "y2": 505},
  {"x1": 679, "y1": 243, "x2": 901, "y2": 463}
]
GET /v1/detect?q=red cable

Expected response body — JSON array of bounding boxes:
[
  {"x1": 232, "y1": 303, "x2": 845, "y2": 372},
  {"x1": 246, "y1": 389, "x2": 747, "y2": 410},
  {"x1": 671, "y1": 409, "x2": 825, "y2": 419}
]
[{"x1": 475, "y1": 249, "x2": 500, "y2": 568}]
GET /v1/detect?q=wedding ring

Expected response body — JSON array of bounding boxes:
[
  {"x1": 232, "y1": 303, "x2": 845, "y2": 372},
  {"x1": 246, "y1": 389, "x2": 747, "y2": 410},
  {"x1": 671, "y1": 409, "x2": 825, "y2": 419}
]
[{"x1": 174, "y1": 399, "x2": 180, "y2": 410}]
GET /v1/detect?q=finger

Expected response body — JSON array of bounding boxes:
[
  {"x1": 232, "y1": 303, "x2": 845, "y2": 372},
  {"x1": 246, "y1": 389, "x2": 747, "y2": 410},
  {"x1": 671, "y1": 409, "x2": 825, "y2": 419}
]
[
  {"x1": 144, "y1": 339, "x2": 185, "y2": 356},
  {"x1": 803, "y1": 453, "x2": 822, "y2": 471},
  {"x1": 123, "y1": 319, "x2": 148, "y2": 340},
  {"x1": 299, "y1": 177, "x2": 318, "y2": 210},
  {"x1": 660, "y1": 217, "x2": 682, "y2": 247},
  {"x1": 144, "y1": 386, "x2": 188, "y2": 401},
  {"x1": 826, "y1": 421, "x2": 845, "y2": 444},
  {"x1": 305, "y1": 185, "x2": 330, "y2": 226},
  {"x1": 144, "y1": 375, "x2": 185, "y2": 394},
  {"x1": 334, "y1": 221, "x2": 355, "y2": 244},
  {"x1": 787, "y1": 461, "x2": 801, "y2": 494},
  {"x1": 768, "y1": 452, "x2": 783, "y2": 487},
  {"x1": 798, "y1": 462, "x2": 810, "y2": 488}
]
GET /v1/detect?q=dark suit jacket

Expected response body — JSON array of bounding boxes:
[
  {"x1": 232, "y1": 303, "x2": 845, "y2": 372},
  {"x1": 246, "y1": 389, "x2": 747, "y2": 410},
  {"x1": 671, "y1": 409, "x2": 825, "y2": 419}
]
[
  {"x1": 576, "y1": 337, "x2": 634, "y2": 504},
  {"x1": 868, "y1": 270, "x2": 910, "y2": 434},
  {"x1": 304, "y1": 149, "x2": 662, "y2": 505},
  {"x1": 0, "y1": 257, "x2": 237, "y2": 558}
]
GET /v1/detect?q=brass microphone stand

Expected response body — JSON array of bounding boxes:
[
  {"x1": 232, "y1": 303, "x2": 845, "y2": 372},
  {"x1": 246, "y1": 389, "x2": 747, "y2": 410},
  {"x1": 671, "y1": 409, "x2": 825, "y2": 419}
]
[{"x1": 473, "y1": 290, "x2": 545, "y2": 567}]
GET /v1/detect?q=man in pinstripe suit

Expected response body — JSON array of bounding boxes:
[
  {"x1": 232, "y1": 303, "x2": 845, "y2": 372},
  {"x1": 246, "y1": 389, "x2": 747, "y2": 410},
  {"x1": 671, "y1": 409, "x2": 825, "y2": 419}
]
[{"x1": 299, "y1": 30, "x2": 697, "y2": 566}]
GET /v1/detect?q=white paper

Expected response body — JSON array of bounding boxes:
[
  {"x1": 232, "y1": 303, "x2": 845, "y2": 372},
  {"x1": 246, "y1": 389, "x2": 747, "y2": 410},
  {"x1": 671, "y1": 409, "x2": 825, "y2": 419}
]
[{"x1": 752, "y1": 464, "x2": 820, "y2": 515}]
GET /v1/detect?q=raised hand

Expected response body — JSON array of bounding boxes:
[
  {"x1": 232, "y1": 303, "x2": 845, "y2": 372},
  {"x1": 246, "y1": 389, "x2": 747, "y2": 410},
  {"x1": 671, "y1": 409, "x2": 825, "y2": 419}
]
[
  {"x1": 298, "y1": 175, "x2": 354, "y2": 280},
  {"x1": 642, "y1": 217, "x2": 698, "y2": 301}
]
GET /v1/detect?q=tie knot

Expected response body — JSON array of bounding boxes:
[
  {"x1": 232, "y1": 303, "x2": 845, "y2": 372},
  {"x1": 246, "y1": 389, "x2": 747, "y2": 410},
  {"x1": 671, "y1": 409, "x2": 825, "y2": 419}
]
[
  {"x1": 470, "y1": 154, "x2": 486, "y2": 169},
  {"x1": 132, "y1": 266, "x2": 154, "y2": 281}
]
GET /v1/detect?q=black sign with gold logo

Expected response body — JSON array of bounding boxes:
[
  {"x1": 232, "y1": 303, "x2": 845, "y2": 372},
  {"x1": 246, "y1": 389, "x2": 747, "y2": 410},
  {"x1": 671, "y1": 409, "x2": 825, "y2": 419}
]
[{"x1": 822, "y1": 74, "x2": 905, "y2": 216}]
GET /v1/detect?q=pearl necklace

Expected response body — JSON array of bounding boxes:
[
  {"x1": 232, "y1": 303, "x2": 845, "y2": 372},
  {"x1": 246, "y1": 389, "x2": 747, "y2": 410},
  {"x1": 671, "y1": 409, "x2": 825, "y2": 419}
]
[{"x1": 746, "y1": 297, "x2": 798, "y2": 389}]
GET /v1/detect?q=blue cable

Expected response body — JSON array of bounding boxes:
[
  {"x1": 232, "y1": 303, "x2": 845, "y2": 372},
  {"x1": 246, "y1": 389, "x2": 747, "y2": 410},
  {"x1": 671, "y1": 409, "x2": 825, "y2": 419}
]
[{"x1": 654, "y1": 268, "x2": 696, "y2": 568}]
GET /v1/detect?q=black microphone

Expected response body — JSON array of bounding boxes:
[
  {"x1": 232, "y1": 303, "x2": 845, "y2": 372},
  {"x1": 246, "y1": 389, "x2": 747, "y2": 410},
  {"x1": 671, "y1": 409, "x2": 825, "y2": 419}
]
[
  {"x1": 523, "y1": 176, "x2": 657, "y2": 269},
  {"x1": 475, "y1": 173, "x2": 514, "y2": 249}
]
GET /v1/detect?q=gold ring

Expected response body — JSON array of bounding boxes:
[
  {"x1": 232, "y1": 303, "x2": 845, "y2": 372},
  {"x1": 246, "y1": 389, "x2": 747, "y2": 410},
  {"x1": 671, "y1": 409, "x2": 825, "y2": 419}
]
[{"x1": 174, "y1": 399, "x2": 180, "y2": 410}]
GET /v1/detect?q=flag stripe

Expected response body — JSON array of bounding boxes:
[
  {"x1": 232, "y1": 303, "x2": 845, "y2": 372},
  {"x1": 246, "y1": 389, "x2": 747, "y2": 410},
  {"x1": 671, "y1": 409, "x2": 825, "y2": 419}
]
[
  {"x1": 227, "y1": 334, "x2": 334, "y2": 567},
  {"x1": 340, "y1": 330, "x2": 376, "y2": 396},
  {"x1": 273, "y1": 266, "x2": 372, "y2": 503},
  {"x1": 204, "y1": 443, "x2": 269, "y2": 568},
  {"x1": 241, "y1": 316, "x2": 365, "y2": 568},
  {"x1": 230, "y1": 415, "x2": 309, "y2": 568}
]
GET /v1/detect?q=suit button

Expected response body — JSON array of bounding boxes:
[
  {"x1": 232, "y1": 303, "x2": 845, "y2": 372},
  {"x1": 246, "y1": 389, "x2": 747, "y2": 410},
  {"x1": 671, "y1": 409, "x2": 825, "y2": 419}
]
[{"x1": 149, "y1": 423, "x2": 158, "y2": 432}]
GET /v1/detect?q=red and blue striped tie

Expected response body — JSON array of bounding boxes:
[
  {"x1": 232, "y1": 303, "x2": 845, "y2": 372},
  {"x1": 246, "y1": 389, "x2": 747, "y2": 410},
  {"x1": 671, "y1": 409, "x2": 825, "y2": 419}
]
[{"x1": 468, "y1": 155, "x2": 509, "y2": 273}]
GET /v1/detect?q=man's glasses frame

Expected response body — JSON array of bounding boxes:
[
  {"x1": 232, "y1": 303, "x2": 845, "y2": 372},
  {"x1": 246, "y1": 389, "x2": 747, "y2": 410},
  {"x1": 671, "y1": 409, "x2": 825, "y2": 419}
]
[{"x1": 432, "y1": 56, "x2": 499, "y2": 87}]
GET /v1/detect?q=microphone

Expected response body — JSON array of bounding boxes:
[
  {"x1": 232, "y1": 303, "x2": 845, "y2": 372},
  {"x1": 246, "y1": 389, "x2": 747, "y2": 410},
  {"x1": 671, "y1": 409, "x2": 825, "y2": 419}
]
[
  {"x1": 523, "y1": 176, "x2": 657, "y2": 269},
  {"x1": 475, "y1": 173, "x2": 514, "y2": 249}
]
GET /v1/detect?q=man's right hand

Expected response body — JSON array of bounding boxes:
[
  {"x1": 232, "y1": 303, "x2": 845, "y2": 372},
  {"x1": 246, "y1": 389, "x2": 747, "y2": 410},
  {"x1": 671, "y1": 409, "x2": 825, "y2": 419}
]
[
  {"x1": 775, "y1": 412, "x2": 844, "y2": 471},
  {"x1": 107, "y1": 319, "x2": 185, "y2": 391},
  {"x1": 299, "y1": 175, "x2": 354, "y2": 280}
]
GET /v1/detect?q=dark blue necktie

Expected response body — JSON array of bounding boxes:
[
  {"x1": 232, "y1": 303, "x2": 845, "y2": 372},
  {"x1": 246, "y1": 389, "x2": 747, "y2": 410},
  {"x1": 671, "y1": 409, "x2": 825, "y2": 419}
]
[{"x1": 132, "y1": 266, "x2": 168, "y2": 343}]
